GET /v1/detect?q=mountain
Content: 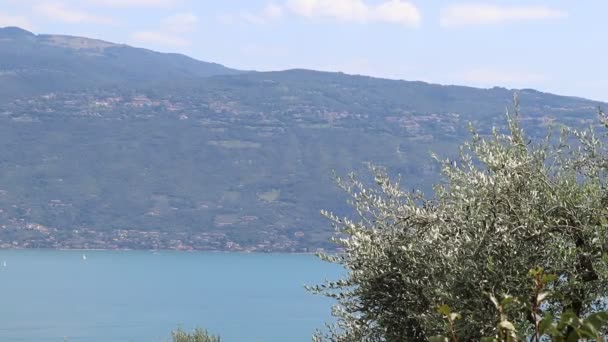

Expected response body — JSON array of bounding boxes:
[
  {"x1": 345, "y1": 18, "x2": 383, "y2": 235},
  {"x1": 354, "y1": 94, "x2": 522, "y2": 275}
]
[
  {"x1": 0, "y1": 28, "x2": 603, "y2": 251},
  {"x1": 0, "y1": 27, "x2": 240, "y2": 101}
]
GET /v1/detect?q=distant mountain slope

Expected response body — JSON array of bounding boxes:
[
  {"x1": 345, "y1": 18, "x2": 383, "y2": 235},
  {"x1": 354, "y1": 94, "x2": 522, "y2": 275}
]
[
  {"x1": 0, "y1": 27, "x2": 240, "y2": 101},
  {"x1": 163, "y1": 69, "x2": 597, "y2": 123},
  {"x1": 0, "y1": 28, "x2": 604, "y2": 251}
]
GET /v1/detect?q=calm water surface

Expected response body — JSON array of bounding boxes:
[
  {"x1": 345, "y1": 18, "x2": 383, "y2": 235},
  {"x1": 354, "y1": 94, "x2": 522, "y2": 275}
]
[{"x1": 0, "y1": 250, "x2": 342, "y2": 342}]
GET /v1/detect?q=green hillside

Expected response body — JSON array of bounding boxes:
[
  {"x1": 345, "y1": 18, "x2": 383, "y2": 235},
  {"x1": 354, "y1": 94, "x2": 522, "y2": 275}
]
[{"x1": 0, "y1": 27, "x2": 603, "y2": 251}]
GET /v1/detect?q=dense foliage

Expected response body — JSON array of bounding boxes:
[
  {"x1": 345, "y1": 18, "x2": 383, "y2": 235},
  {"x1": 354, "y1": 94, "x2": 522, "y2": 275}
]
[
  {"x1": 313, "y1": 105, "x2": 608, "y2": 340},
  {"x1": 433, "y1": 268, "x2": 608, "y2": 342},
  {"x1": 171, "y1": 327, "x2": 220, "y2": 342}
]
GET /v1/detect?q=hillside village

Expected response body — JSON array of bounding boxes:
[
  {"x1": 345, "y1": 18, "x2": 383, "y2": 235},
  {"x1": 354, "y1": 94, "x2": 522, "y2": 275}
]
[{"x1": 0, "y1": 72, "x2": 601, "y2": 252}]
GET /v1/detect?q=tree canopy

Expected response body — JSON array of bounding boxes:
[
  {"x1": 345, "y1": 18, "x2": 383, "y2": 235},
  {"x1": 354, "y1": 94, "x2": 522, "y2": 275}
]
[{"x1": 313, "y1": 104, "x2": 608, "y2": 341}]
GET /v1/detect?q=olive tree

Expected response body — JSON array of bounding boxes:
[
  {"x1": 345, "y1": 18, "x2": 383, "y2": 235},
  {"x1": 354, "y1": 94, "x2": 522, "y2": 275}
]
[
  {"x1": 171, "y1": 327, "x2": 220, "y2": 342},
  {"x1": 312, "y1": 105, "x2": 608, "y2": 341}
]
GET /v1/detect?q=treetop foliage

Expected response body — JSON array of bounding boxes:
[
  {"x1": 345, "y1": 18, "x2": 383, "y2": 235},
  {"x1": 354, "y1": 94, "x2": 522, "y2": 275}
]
[{"x1": 312, "y1": 103, "x2": 608, "y2": 341}]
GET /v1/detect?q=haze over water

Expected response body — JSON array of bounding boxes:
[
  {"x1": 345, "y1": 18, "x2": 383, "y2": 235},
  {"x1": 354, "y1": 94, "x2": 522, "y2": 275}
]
[{"x1": 0, "y1": 250, "x2": 341, "y2": 342}]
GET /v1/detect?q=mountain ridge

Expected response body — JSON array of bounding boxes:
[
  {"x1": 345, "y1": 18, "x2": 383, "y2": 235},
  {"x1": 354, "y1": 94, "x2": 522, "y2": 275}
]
[
  {"x1": 0, "y1": 26, "x2": 241, "y2": 101},
  {"x1": 1, "y1": 26, "x2": 600, "y2": 103}
]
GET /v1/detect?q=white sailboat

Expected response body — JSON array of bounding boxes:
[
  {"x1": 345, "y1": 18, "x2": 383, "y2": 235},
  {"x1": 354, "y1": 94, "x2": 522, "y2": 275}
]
[
  {"x1": 2, "y1": 261, "x2": 6, "y2": 267},
  {"x1": 82, "y1": 254, "x2": 87, "y2": 261}
]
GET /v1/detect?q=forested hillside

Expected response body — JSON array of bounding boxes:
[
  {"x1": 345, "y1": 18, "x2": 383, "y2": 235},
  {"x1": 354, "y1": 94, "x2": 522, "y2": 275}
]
[{"x1": 0, "y1": 27, "x2": 602, "y2": 251}]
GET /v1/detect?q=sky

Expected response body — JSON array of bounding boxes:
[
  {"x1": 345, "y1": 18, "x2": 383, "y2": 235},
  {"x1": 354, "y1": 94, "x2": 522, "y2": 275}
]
[{"x1": 1, "y1": 0, "x2": 607, "y2": 101}]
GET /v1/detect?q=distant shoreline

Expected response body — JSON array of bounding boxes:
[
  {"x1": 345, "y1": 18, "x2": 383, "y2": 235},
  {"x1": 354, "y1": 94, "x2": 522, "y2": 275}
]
[{"x1": 0, "y1": 247, "x2": 325, "y2": 255}]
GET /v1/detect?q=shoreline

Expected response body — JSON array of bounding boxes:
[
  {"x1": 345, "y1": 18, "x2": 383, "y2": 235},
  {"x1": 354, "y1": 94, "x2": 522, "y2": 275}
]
[{"x1": 0, "y1": 247, "x2": 325, "y2": 255}]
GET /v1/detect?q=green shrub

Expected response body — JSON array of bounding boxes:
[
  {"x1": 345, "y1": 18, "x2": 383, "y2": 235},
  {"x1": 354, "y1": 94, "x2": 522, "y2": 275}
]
[
  {"x1": 312, "y1": 103, "x2": 608, "y2": 341},
  {"x1": 432, "y1": 268, "x2": 608, "y2": 342},
  {"x1": 171, "y1": 327, "x2": 220, "y2": 342}
]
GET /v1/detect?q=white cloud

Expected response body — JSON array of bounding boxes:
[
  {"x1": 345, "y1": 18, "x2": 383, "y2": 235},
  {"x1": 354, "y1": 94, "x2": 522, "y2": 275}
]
[
  {"x1": 287, "y1": 0, "x2": 421, "y2": 26},
  {"x1": 289, "y1": 0, "x2": 366, "y2": 19},
  {"x1": 264, "y1": 3, "x2": 284, "y2": 20},
  {"x1": 440, "y1": 3, "x2": 567, "y2": 28},
  {"x1": 130, "y1": 30, "x2": 189, "y2": 47},
  {"x1": 221, "y1": 0, "x2": 418, "y2": 26},
  {"x1": 0, "y1": 14, "x2": 34, "y2": 30},
  {"x1": 130, "y1": 12, "x2": 198, "y2": 48},
  {"x1": 220, "y1": 3, "x2": 284, "y2": 25},
  {"x1": 86, "y1": 0, "x2": 180, "y2": 8},
  {"x1": 372, "y1": 1, "x2": 421, "y2": 25},
  {"x1": 163, "y1": 13, "x2": 199, "y2": 33},
  {"x1": 35, "y1": 2, "x2": 114, "y2": 24}
]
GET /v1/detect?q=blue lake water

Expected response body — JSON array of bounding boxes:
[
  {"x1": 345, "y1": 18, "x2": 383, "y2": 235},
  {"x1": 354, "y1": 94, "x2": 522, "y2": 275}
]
[{"x1": 0, "y1": 250, "x2": 342, "y2": 342}]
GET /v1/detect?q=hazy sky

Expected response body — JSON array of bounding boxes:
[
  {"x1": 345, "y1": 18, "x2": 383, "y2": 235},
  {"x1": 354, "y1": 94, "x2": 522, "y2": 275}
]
[{"x1": 1, "y1": 0, "x2": 606, "y2": 101}]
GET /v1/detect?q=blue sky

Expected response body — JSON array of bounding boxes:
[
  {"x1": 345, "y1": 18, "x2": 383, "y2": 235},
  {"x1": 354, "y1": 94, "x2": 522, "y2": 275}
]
[{"x1": 1, "y1": 0, "x2": 606, "y2": 101}]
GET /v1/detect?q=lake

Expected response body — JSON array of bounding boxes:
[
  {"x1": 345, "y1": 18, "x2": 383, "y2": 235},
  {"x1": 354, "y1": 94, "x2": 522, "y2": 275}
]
[{"x1": 0, "y1": 250, "x2": 342, "y2": 342}]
